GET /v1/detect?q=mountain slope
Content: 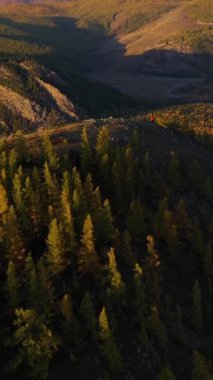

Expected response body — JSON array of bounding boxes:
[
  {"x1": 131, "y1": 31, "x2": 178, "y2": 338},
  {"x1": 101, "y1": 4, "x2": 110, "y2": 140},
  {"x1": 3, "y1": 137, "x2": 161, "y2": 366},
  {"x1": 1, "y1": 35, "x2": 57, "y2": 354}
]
[
  {"x1": 85, "y1": 3, "x2": 213, "y2": 101},
  {"x1": 0, "y1": 60, "x2": 81, "y2": 133},
  {"x1": 0, "y1": 0, "x2": 212, "y2": 117},
  {"x1": 0, "y1": 0, "x2": 212, "y2": 103}
]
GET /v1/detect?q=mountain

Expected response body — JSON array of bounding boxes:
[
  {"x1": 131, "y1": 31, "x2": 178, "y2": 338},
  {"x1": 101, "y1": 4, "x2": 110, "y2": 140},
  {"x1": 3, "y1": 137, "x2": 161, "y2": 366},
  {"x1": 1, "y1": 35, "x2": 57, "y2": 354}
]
[
  {"x1": 0, "y1": 58, "x2": 137, "y2": 134},
  {"x1": 0, "y1": 60, "x2": 81, "y2": 133},
  {"x1": 0, "y1": 0, "x2": 212, "y2": 104}
]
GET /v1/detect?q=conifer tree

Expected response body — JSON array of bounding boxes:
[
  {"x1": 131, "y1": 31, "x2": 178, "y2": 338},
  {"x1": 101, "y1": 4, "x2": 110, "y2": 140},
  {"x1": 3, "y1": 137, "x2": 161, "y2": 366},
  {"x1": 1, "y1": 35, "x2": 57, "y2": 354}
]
[
  {"x1": 13, "y1": 308, "x2": 59, "y2": 379},
  {"x1": 158, "y1": 365, "x2": 176, "y2": 380},
  {"x1": 120, "y1": 230, "x2": 135, "y2": 267},
  {"x1": 0, "y1": 181, "x2": 8, "y2": 215},
  {"x1": 192, "y1": 351, "x2": 212, "y2": 380},
  {"x1": 24, "y1": 176, "x2": 41, "y2": 236},
  {"x1": 61, "y1": 294, "x2": 81, "y2": 351},
  {"x1": 3, "y1": 205, "x2": 26, "y2": 269},
  {"x1": 8, "y1": 148, "x2": 18, "y2": 180},
  {"x1": 192, "y1": 280, "x2": 203, "y2": 334},
  {"x1": 81, "y1": 127, "x2": 92, "y2": 174},
  {"x1": 32, "y1": 168, "x2": 44, "y2": 229},
  {"x1": 99, "y1": 307, "x2": 122, "y2": 372},
  {"x1": 100, "y1": 199, "x2": 116, "y2": 244},
  {"x1": 60, "y1": 181, "x2": 76, "y2": 255},
  {"x1": 107, "y1": 248, "x2": 126, "y2": 303},
  {"x1": 6, "y1": 260, "x2": 20, "y2": 311},
  {"x1": 84, "y1": 172, "x2": 94, "y2": 204},
  {"x1": 204, "y1": 177, "x2": 212, "y2": 202},
  {"x1": 46, "y1": 218, "x2": 67, "y2": 276},
  {"x1": 133, "y1": 262, "x2": 144, "y2": 301},
  {"x1": 72, "y1": 167, "x2": 87, "y2": 228},
  {"x1": 175, "y1": 198, "x2": 192, "y2": 242},
  {"x1": 99, "y1": 153, "x2": 110, "y2": 191},
  {"x1": 189, "y1": 159, "x2": 203, "y2": 195},
  {"x1": 154, "y1": 197, "x2": 169, "y2": 239},
  {"x1": 79, "y1": 214, "x2": 100, "y2": 276},
  {"x1": 87, "y1": 184, "x2": 103, "y2": 238},
  {"x1": 43, "y1": 161, "x2": 58, "y2": 209},
  {"x1": 12, "y1": 166, "x2": 27, "y2": 227},
  {"x1": 80, "y1": 292, "x2": 97, "y2": 342},
  {"x1": 124, "y1": 145, "x2": 135, "y2": 200},
  {"x1": 149, "y1": 304, "x2": 167, "y2": 350},
  {"x1": 162, "y1": 209, "x2": 179, "y2": 254},
  {"x1": 175, "y1": 305, "x2": 185, "y2": 345},
  {"x1": 145, "y1": 235, "x2": 161, "y2": 305},
  {"x1": 193, "y1": 218, "x2": 204, "y2": 257},
  {"x1": 111, "y1": 160, "x2": 123, "y2": 210},
  {"x1": 61, "y1": 170, "x2": 71, "y2": 202},
  {"x1": 126, "y1": 199, "x2": 146, "y2": 244},
  {"x1": 36, "y1": 258, "x2": 56, "y2": 320},
  {"x1": 0, "y1": 149, "x2": 7, "y2": 172},
  {"x1": 14, "y1": 132, "x2": 29, "y2": 164},
  {"x1": 96, "y1": 126, "x2": 110, "y2": 162},
  {"x1": 133, "y1": 263, "x2": 149, "y2": 346},
  {"x1": 48, "y1": 204, "x2": 55, "y2": 223},
  {"x1": 204, "y1": 243, "x2": 213, "y2": 295},
  {"x1": 1, "y1": 166, "x2": 8, "y2": 189},
  {"x1": 43, "y1": 134, "x2": 59, "y2": 170},
  {"x1": 143, "y1": 151, "x2": 151, "y2": 183},
  {"x1": 25, "y1": 253, "x2": 39, "y2": 310},
  {"x1": 168, "y1": 152, "x2": 179, "y2": 187},
  {"x1": 146, "y1": 235, "x2": 161, "y2": 269}
]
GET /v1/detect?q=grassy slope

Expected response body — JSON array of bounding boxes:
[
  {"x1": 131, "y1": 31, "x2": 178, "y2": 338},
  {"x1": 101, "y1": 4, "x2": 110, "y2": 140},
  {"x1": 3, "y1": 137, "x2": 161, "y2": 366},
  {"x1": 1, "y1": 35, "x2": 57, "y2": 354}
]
[
  {"x1": 154, "y1": 104, "x2": 213, "y2": 138},
  {"x1": 187, "y1": 0, "x2": 213, "y2": 23},
  {"x1": 0, "y1": 1, "x2": 182, "y2": 64}
]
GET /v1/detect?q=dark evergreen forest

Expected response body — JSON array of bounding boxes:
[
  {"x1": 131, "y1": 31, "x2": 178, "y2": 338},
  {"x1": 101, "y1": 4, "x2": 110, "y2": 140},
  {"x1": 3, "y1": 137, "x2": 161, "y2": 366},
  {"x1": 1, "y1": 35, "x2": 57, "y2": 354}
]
[{"x1": 0, "y1": 127, "x2": 212, "y2": 380}]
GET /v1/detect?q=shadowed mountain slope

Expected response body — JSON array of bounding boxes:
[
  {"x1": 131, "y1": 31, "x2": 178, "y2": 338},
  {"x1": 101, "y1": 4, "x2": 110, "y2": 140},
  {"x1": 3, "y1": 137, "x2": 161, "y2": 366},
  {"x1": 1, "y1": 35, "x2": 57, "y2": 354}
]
[{"x1": 0, "y1": 0, "x2": 212, "y2": 103}]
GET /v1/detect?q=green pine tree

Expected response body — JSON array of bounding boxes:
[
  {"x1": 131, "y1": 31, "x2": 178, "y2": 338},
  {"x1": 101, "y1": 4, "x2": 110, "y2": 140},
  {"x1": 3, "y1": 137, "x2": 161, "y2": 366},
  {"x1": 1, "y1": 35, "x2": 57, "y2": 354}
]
[
  {"x1": 79, "y1": 214, "x2": 101, "y2": 276},
  {"x1": 158, "y1": 365, "x2": 176, "y2": 380},
  {"x1": 192, "y1": 351, "x2": 213, "y2": 380},
  {"x1": 6, "y1": 260, "x2": 20, "y2": 311},
  {"x1": 13, "y1": 308, "x2": 59, "y2": 379},
  {"x1": 81, "y1": 127, "x2": 92, "y2": 174},
  {"x1": 46, "y1": 218, "x2": 68, "y2": 276},
  {"x1": 43, "y1": 134, "x2": 59, "y2": 170},
  {"x1": 192, "y1": 280, "x2": 203, "y2": 334},
  {"x1": 107, "y1": 247, "x2": 126, "y2": 304},
  {"x1": 80, "y1": 292, "x2": 97, "y2": 342},
  {"x1": 3, "y1": 205, "x2": 26, "y2": 269},
  {"x1": 99, "y1": 307, "x2": 122, "y2": 372}
]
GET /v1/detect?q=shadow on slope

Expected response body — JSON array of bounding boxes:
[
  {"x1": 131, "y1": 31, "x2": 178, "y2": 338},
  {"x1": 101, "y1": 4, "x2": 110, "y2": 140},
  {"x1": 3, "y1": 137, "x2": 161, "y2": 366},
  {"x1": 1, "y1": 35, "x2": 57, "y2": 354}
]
[
  {"x1": 0, "y1": 14, "x2": 212, "y2": 105},
  {"x1": 0, "y1": 16, "x2": 140, "y2": 116}
]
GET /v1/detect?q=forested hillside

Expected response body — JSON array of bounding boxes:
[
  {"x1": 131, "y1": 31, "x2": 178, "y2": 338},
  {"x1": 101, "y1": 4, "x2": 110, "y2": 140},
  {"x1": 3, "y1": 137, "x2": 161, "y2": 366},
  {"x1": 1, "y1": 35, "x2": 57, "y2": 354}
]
[
  {"x1": 0, "y1": 121, "x2": 212, "y2": 380},
  {"x1": 0, "y1": 1, "x2": 212, "y2": 379}
]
